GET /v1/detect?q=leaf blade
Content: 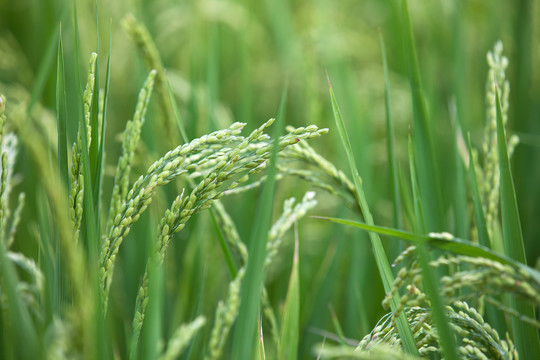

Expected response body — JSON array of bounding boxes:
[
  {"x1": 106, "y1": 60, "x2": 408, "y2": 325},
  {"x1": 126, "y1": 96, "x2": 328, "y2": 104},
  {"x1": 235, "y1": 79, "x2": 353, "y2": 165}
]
[
  {"x1": 326, "y1": 74, "x2": 418, "y2": 356},
  {"x1": 496, "y1": 85, "x2": 540, "y2": 358}
]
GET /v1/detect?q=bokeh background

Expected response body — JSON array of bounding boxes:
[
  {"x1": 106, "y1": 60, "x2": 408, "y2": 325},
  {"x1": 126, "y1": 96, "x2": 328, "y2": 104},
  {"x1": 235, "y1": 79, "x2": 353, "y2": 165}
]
[{"x1": 1, "y1": 0, "x2": 539, "y2": 358}]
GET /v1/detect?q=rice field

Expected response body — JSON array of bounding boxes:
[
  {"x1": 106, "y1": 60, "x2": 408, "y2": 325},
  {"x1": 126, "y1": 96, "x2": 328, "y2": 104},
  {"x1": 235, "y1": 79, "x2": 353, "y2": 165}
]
[{"x1": 1, "y1": 0, "x2": 540, "y2": 359}]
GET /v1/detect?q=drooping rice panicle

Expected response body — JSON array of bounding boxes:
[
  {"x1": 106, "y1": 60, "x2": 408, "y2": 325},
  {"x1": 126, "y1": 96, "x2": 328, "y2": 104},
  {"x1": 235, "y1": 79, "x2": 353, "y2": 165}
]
[
  {"x1": 159, "y1": 316, "x2": 206, "y2": 360},
  {"x1": 100, "y1": 120, "x2": 327, "y2": 302},
  {"x1": 128, "y1": 122, "x2": 326, "y2": 348}
]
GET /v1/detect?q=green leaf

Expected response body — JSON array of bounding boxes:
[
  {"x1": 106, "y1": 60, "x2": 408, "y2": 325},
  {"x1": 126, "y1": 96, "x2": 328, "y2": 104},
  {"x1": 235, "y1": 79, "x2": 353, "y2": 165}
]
[
  {"x1": 408, "y1": 132, "x2": 459, "y2": 360},
  {"x1": 93, "y1": 26, "x2": 112, "y2": 231},
  {"x1": 278, "y1": 227, "x2": 300, "y2": 360},
  {"x1": 56, "y1": 28, "x2": 69, "y2": 194},
  {"x1": 326, "y1": 73, "x2": 418, "y2": 356},
  {"x1": 210, "y1": 210, "x2": 238, "y2": 278},
  {"x1": 231, "y1": 87, "x2": 286, "y2": 359},
  {"x1": 400, "y1": 0, "x2": 442, "y2": 230},
  {"x1": 378, "y1": 30, "x2": 401, "y2": 231},
  {"x1": 315, "y1": 216, "x2": 540, "y2": 286},
  {"x1": 496, "y1": 85, "x2": 540, "y2": 358},
  {"x1": 166, "y1": 72, "x2": 189, "y2": 144},
  {"x1": 27, "y1": 21, "x2": 62, "y2": 118},
  {"x1": 315, "y1": 217, "x2": 507, "y2": 263},
  {"x1": 328, "y1": 304, "x2": 348, "y2": 346}
]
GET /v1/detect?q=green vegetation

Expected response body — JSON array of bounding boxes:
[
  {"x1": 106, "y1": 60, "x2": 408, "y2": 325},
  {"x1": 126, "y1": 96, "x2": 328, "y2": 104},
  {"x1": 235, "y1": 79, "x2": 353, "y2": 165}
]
[{"x1": 1, "y1": 0, "x2": 540, "y2": 359}]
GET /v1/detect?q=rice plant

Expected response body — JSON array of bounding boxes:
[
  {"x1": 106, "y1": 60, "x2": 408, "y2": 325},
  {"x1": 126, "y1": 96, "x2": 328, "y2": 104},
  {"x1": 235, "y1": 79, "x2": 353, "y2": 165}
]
[{"x1": 1, "y1": 0, "x2": 539, "y2": 359}]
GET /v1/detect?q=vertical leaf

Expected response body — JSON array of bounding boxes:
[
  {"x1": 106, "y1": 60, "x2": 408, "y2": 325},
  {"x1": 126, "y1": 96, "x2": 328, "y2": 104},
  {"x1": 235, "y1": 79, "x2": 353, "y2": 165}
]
[
  {"x1": 408, "y1": 132, "x2": 459, "y2": 360},
  {"x1": 27, "y1": 21, "x2": 62, "y2": 118},
  {"x1": 231, "y1": 88, "x2": 286, "y2": 359},
  {"x1": 496, "y1": 86, "x2": 540, "y2": 358},
  {"x1": 378, "y1": 30, "x2": 401, "y2": 231},
  {"x1": 56, "y1": 28, "x2": 69, "y2": 194},
  {"x1": 326, "y1": 74, "x2": 418, "y2": 356},
  {"x1": 400, "y1": 0, "x2": 443, "y2": 230},
  {"x1": 93, "y1": 25, "x2": 112, "y2": 228},
  {"x1": 278, "y1": 225, "x2": 300, "y2": 360}
]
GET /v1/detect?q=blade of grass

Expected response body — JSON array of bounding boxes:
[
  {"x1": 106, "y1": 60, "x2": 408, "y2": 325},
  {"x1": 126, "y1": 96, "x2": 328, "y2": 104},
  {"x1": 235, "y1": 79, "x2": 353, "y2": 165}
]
[
  {"x1": 53, "y1": 24, "x2": 69, "y2": 325},
  {"x1": 72, "y1": 0, "x2": 82, "y2": 97},
  {"x1": 407, "y1": 131, "x2": 426, "y2": 234},
  {"x1": 496, "y1": 87, "x2": 528, "y2": 278},
  {"x1": 400, "y1": 0, "x2": 442, "y2": 231},
  {"x1": 231, "y1": 87, "x2": 287, "y2": 359},
  {"x1": 92, "y1": 5, "x2": 112, "y2": 359},
  {"x1": 326, "y1": 73, "x2": 418, "y2": 356},
  {"x1": 89, "y1": 3, "x2": 100, "y2": 184},
  {"x1": 143, "y1": 223, "x2": 164, "y2": 360},
  {"x1": 449, "y1": 0, "x2": 468, "y2": 239},
  {"x1": 408, "y1": 131, "x2": 459, "y2": 360},
  {"x1": 27, "y1": 20, "x2": 62, "y2": 118},
  {"x1": 206, "y1": 23, "x2": 219, "y2": 131},
  {"x1": 327, "y1": 304, "x2": 347, "y2": 346},
  {"x1": 209, "y1": 210, "x2": 238, "y2": 278},
  {"x1": 93, "y1": 24, "x2": 112, "y2": 227},
  {"x1": 314, "y1": 217, "x2": 515, "y2": 264},
  {"x1": 378, "y1": 30, "x2": 401, "y2": 231},
  {"x1": 316, "y1": 215, "x2": 540, "y2": 287},
  {"x1": 70, "y1": 3, "x2": 107, "y2": 357},
  {"x1": 450, "y1": 105, "x2": 468, "y2": 238},
  {"x1": 496, "y1": 85, "x2": 540, "y2": 358},
  {"x1": 56, "y1": 27, "x2": 69, "y2": 195},
  {"x1": 278, "y1": 224, "x2": 300, "y2": 360},
  {"x1": 166, "y1": 73, "x2": 189, "y2": 144}
]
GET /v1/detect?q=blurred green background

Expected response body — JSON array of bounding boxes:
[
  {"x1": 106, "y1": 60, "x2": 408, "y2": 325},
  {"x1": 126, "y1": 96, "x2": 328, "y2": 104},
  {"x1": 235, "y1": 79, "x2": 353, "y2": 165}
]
[{"x1": 1, "y1": 0, "x2": 539, "y2": 358}]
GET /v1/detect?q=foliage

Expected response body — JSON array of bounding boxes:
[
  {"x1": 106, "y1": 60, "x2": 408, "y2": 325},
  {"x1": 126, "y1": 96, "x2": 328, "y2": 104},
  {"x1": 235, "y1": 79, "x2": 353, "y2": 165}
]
[{"x1": 1, "y1": 0, "x2": 540, "y2": 359}]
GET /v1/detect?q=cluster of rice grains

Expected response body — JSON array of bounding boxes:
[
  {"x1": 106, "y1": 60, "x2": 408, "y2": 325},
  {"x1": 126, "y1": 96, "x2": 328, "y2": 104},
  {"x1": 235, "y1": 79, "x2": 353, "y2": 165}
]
[
  {"x1": 314, "y1": 41, "x2": 533, "y2": 360},
  {"x1": 355, "y1": 244, "x2": 533, "y2": 359},
  {"x1": 87, "y1": 61, "x2": 328, "y2": 356}
]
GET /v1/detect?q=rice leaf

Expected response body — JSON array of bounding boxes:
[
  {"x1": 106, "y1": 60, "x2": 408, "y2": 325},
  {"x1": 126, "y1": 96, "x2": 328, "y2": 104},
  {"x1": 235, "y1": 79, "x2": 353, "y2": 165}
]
[
  {"x1": 315, "y1": 216, "x2": 540, "y2": 288},
  {"x1": 27, "y1": 21, "x2": 62, "y2": 117},
  {"x1": 231, "y1": 88, "x2": 286, "y2": 359},
  {"x1": 210, "y1": 210, "x2": 238, "y2": 278},
  {"x1": 496, "y1": 85, "x2": 540, "y2": 358},
  {"x1": 56, "y1": 28, "x2": 69, "y2": 194},
  {"x1": 328, "y1": 304, "x2": 347, "y2": 346},
  {"x1": 89, "y1": 5, "x2": 101, "y2": 187},
  {"x1": 166, "y1": 73, "x2": 189, "y2": 144},
  {"x1": 378, "y1": 30, "x2": 401, "y2": 230},
  {"x1": 326, "y1": 73, "x2": 418, "y2": 356},
  {"x1": 408, "y1": 132, "x2": 459, "y2": 360},
  {"x1": 315, "y1": 217, "x2": 510, "y2": 263},
  {"x1": 93, "y1": 25, "x2": 112, "y2": 228},
  {"x1": 400, "y1": 0, "x2": 442, "y2": 230},
  {"x1": 278, "y1": 225, "x2": 300, "y2": 360}
]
